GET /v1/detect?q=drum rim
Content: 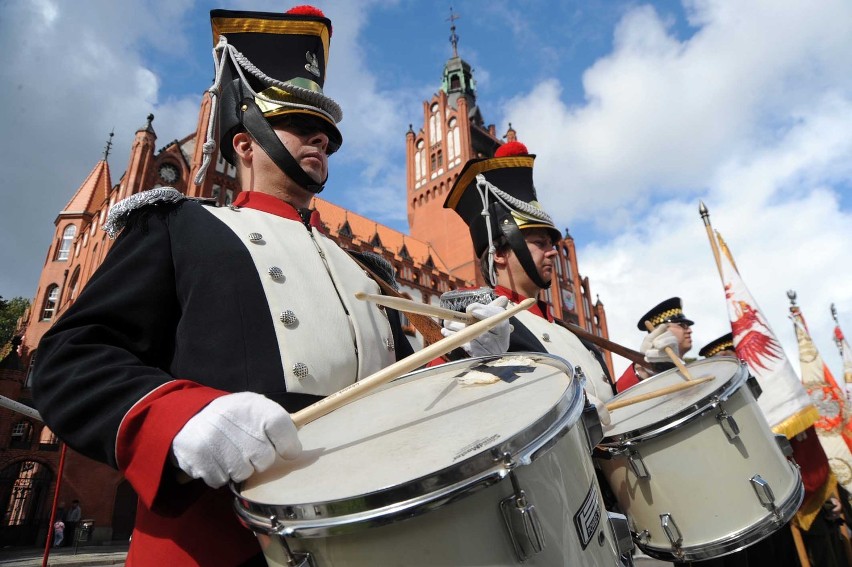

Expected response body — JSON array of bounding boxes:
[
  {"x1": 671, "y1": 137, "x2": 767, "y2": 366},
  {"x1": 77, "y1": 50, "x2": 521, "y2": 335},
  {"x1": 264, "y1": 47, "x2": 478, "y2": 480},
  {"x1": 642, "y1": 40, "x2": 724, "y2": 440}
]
[
  {"x1": 601, "y1": 359, "x2": 749, "y2": 445},
  {"x1": 636, "y1": 460, "x2": 804, "y2": 561},
  {"x1": 233, "y1": 352, "x2": 586, "y2": 538}
]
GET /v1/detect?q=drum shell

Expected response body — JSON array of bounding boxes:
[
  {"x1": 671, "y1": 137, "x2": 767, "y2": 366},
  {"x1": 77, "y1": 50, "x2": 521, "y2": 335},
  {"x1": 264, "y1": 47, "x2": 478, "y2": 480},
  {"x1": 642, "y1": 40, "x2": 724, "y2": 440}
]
[
  {"x1": 597, "y1": 360, "x2": 802, "y2": 561},
  {"x1": 259, "y1": 422, "x2": 620, "y2": 566},
  {"x1": 235, "y1": 354, "x2": 624, "y2": 566}
]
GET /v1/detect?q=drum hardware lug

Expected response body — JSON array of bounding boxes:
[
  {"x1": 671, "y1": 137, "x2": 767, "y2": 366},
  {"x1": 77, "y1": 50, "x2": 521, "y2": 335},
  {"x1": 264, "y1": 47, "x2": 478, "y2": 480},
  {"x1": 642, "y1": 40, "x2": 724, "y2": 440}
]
[
  {"x1": 575, "y1": 365, "x2": 587, "y2": 387},
  {"x1": 628, "y1": 449, "x2": 650, "y2": 480},
  {"x1": 500, "y1": 469, "x2": 546, "y2": 562},
  {"x1": 750, "y1": 474, "x2": 778, "y2": 515},
  {"x1": 660, "y1": 513, "x2": 684, "y2": 557},
  {"x1": 607, "y1": 511, "x2": 635, "y2": 555},
  {"x1": 746, "y1": 374, "x2": 763, "y2": 399},
  {"x1": 716, "y1": 408, "x2": 740, "y2": 441},
  {"x1": 775, "y1": 434, "x2": 794, "y2": 457},
  {"x1": 270, "y1": 516, "x2": 316, "y2": 567},
  {"x1": 581, "y1": 401, "x2": 604, "y2": 453}
]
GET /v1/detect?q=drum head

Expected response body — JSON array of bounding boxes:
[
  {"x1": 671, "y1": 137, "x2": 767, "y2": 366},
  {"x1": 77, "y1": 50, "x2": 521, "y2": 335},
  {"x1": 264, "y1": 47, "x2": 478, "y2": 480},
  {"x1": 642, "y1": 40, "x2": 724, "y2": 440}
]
[
  {"x1": 605, "y1": 357, "x2": 744, "y2": 439},
  {"x1": 242, "y1": 354, "x2": 581, "y2": 510}
]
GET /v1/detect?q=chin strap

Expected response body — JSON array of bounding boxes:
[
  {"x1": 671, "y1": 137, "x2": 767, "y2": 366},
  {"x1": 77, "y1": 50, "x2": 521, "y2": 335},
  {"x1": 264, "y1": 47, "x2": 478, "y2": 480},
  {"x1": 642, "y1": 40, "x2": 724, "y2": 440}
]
[
  {"x1": 495, "y1": 206, "x2": 550, "y2": 290},
  {"x1": 240, "y1": 99, "x2": 326, "y2": 194}
]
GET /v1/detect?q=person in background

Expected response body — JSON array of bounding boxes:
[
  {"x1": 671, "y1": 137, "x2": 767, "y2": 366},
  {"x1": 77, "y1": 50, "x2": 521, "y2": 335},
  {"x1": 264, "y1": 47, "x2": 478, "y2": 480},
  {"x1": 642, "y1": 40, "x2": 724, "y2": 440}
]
[
  {"x1": 441, "y1": 141, "x2": 616, "y2": 422},
  {"x1": 615, "y1": 297, "x2": 694, "y2": 393}
]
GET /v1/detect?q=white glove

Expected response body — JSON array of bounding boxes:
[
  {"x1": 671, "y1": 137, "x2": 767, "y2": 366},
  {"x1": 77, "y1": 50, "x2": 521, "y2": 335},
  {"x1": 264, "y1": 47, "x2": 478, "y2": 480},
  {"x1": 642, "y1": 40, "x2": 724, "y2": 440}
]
[
  {"x1": 587, "y1": 393, "x2": 611, "y2": 427},
  {"x1": 440, "y1": 296, "x2": 511, "y2": 356},
  {"x1": 171, "y1": 392, "x2": 302, "y2": 488},
  {"x1": 640, "y1": 323, "x2": 679, "y2": 364}
]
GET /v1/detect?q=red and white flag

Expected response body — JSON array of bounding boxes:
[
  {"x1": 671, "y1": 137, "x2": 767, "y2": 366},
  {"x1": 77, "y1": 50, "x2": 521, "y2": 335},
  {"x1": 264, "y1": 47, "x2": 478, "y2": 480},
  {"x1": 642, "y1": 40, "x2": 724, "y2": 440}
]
[
  {"x1": 717, "y1": 232, "x2": 818, "y2": 436},
  {"x1": 833, "y1": 318, "x2": 852, "y2": 401},
  {"x1": 790, "y1": 300, "x2": 852, "y2": 494}
]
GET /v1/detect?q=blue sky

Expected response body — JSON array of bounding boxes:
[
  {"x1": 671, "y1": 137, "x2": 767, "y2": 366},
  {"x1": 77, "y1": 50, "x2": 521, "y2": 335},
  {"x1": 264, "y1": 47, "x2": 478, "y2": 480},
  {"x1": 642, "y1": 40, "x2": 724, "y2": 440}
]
[{"x1": 2, "y1": 0, "x2": 851, "y2": 376}]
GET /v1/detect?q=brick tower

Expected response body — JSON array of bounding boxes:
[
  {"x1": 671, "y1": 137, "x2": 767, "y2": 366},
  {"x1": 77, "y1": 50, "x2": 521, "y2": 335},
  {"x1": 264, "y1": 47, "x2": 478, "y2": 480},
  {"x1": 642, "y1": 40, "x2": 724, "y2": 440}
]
[{"x1": 406, "y1": 13, "x2": 502, "y2": 285}]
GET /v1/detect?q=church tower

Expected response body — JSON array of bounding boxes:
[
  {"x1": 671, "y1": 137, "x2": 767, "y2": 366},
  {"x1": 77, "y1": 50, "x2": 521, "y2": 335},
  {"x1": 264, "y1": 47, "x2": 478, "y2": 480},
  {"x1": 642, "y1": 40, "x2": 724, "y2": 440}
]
[{"x1": 406, "y1": 11, "x2": 502, "y2": 285}]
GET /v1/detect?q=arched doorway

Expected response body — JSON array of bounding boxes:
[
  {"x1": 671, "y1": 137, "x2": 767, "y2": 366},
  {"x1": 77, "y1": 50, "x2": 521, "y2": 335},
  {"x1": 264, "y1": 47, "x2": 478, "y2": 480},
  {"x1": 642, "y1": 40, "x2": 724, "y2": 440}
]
[{"x1": 0, "y1": 460, "x2": 53, "y2": 546}]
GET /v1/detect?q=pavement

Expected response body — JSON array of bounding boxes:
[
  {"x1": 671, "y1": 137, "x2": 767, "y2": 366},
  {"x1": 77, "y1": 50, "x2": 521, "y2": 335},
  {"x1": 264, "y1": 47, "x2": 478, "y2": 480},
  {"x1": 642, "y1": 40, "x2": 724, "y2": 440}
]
[
  {"x1": 0, "y1": 543, "x2": 669, "y2": 566},
  {"x1": 0, "y1": 544, "x2": 127, "y2": 566}
]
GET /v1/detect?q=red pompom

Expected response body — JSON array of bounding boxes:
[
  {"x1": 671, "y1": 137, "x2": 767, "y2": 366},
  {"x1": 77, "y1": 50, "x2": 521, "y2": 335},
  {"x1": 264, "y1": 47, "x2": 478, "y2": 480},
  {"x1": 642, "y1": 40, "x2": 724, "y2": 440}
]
[
  {"x1": 494, "y1": 141, "x2": 528, "y2": 158},
  {"x1": 286, "y1": 5, "x2": 332, "y2": 36}
]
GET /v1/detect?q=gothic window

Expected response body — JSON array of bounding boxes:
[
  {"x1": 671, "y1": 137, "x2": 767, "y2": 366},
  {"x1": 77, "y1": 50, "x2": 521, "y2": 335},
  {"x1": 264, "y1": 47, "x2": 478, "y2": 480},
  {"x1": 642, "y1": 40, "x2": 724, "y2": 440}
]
[
  {"x1": 41, "y1": 285, "x2": 59, "y2": 321},
  {"x1": 10, "y1": 421, "x2": 33, "y2": 449},
  {"x1": 90, "y1": 243, "x2": 98, "y2": 273},
  {"x1": 437, "y1": 150, "x2": 443, "y2": 169},
  {"x1": 56, "y1": 225, "x2": 76, "y2": 261},
  {"x1": 450, "y1": 74, "x2": 460, "y2": 90},
  {"x1": 430, "y1": 153, "x2": 437, "y2": 172},
  {"x1": 415, "y1": 151, "x2": 422, "y2": 181},
  {"x1": 1, "y1": 460, "x2": 50, "y2": 527},
  {"x1": 66, "y1": 267, "x2": 81, "y2": 303},
  {"x1": 429, "y1": 115, "x2": 437, "y2": 145},
  {"x1": 24, "y1": 350, "x2": 36, "y2": 389}
]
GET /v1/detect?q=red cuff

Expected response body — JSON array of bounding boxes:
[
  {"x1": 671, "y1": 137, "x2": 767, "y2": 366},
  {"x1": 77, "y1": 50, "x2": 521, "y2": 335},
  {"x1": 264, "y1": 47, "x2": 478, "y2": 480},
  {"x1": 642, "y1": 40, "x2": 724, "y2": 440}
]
[{"x1": 116, "y1": 381, "x2": 228, "y2": 509}]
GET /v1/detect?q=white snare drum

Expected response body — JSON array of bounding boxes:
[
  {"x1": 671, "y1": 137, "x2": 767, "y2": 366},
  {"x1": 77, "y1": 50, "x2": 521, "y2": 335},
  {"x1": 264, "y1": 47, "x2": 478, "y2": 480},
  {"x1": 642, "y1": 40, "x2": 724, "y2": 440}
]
[
  {"x1": 596, "y1": 357, "x2": 802, "y2": 562},
  {"x1": 234, "y1": 354, "x2": 631, "y2": 566}
]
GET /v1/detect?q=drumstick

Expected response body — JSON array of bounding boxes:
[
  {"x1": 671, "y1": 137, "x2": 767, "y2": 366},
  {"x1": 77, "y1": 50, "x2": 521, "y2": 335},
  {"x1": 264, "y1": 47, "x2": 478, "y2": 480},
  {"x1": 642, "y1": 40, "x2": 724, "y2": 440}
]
[
  {"x1": 358, "y1": 291, "x2": 653, "y2": 371},
  {"x1": 291, "y1": 297, "x2": 537, "y2": 428},
  {"x1": 354, "y1": 291, "x2": 475, "y2": 325},
  {"x1": 643, "y1": 320, "x2": 693, "y2": 380},
  {"x1": 605, "y1": 375, "x2": 715, "y2": 411}
]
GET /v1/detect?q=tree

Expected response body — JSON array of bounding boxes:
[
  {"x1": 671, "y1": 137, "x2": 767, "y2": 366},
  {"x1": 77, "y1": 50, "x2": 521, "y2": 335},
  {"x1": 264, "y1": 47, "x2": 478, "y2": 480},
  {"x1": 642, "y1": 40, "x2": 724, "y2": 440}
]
[{"x1": 0, "y1": 296, "x2": 30, "y2": 347}]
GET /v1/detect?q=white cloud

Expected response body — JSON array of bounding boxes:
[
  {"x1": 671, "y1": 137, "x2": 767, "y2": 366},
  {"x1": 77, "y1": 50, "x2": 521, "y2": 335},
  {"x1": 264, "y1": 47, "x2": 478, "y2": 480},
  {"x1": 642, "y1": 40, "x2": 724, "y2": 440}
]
[
  {"x1": 497, "y1": 0, "x2": 852, "y2": 376},
  {"x1": 0, "y1": 0, "x2": 200, "y2": 298}
]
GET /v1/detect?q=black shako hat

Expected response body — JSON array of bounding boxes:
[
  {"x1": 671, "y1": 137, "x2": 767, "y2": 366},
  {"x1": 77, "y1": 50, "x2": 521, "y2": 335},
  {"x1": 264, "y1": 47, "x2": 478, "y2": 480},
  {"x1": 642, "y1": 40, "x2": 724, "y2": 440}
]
[
  {"x1": 443, "y1": 141, "x2": 561, "y2": 288},
  {"x1": 699, "y1": 332, "x2": 735, "y2": 357},
  {"x1": 211, "y1": 6, "x2": 342, "y2": 166},
  {"x1": 637, "y1": 297, "x2": 695, "y2": 331}
]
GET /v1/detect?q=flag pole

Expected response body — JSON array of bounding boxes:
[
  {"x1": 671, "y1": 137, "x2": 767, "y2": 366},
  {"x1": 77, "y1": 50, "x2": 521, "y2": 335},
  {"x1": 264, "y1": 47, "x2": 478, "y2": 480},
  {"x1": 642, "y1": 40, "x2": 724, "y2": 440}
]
[{"x1": 699, "y1": 200, "x2": 723, "y2": 278}]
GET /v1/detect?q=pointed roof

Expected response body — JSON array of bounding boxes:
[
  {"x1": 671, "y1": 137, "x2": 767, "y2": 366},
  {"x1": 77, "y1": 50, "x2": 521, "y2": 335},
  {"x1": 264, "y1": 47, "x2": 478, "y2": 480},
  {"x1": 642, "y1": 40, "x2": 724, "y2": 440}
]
[
  {"x1": 60, "y1": 159, "x2": 113, "y2": 218},
  {"x1": 311, "y1": 196, "x2": 458, "y2": 276}
]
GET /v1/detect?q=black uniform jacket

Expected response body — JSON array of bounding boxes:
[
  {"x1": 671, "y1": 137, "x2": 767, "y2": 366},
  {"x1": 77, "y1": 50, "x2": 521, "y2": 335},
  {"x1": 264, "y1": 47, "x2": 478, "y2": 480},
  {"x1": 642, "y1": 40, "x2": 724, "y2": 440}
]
[{"x1": 32, "y1": 189, "x2": 413, "y2": 566}]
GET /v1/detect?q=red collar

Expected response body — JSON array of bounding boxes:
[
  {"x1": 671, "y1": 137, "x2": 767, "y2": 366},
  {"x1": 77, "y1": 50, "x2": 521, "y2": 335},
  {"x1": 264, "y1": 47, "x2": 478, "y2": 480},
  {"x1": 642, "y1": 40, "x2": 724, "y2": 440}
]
[
  {"x1": 232, "y1": 191, "x2": 325, "y2": 231},
  {"x1": 493, "y1": 285, "x2": 553, "y2": 322}
]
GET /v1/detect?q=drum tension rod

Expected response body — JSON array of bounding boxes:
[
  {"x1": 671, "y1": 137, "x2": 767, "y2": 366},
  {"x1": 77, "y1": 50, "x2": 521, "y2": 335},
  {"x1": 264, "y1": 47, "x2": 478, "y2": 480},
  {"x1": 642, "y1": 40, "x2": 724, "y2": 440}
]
[
  {"x1": 498, "y1": 453, "x2": 546, "y2": 562},
  {"x1": 716, "y1": 406, "x2": 740, "y2": 442},
  {"x1": 269, "y1": 515, "x2": 315, "y2": 567},
  {"x1": 660, "y1": 513, "x2": 684, "y2": 558},
  {"x1": 750, "y1": 475, "x2": 781, "y2": 520}
]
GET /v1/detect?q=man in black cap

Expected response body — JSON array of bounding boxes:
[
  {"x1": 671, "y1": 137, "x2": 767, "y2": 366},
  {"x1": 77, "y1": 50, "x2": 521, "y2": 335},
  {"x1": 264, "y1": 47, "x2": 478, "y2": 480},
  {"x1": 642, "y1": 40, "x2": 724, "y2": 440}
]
[
  {"x1": 615, "y1": 297, "x2": 694, "y2": 392},
  {"x1": 699, "y1": 332, "x2": 736, "y2": 359},
  {"x1": 441, "y1": 141, "x2": 616, "y2": 418},
  {"x1": 31, "y1": 7, "x2": 412, "y2": 566}
]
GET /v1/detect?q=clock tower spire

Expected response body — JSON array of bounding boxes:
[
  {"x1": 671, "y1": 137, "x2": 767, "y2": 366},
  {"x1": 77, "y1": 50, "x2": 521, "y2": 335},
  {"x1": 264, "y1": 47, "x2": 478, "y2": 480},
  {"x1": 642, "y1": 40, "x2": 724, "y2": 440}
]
[{"x1": 405, "y1": 11, "x2": 502, "y2": 285}]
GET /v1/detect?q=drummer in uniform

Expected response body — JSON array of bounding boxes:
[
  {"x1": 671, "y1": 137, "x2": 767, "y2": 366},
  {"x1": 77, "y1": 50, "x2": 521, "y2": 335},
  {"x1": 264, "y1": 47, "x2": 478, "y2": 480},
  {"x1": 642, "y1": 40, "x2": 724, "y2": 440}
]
[
  {"x1": 698, "y1": 332, "x2": 736, "y2": 359},
  {"x1": 31, "y1": 6, "x2": 413, "y2": 566},
  {"x1": 441, "y1": 140, "x2": 616, "y2": 419},
  {"x1": 615, "y1": 297, "x2": 694, "y2": 393},
  {"x1": 698, "y1": 332, "x2": 843, "y2": 567}
]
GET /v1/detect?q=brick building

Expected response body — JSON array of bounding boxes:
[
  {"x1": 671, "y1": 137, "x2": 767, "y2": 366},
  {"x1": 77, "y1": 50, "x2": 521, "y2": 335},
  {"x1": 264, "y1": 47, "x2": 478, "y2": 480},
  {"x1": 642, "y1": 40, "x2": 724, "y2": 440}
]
[{"x1": 0, "y1": 35, "x2": 610, "y2": 547}]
